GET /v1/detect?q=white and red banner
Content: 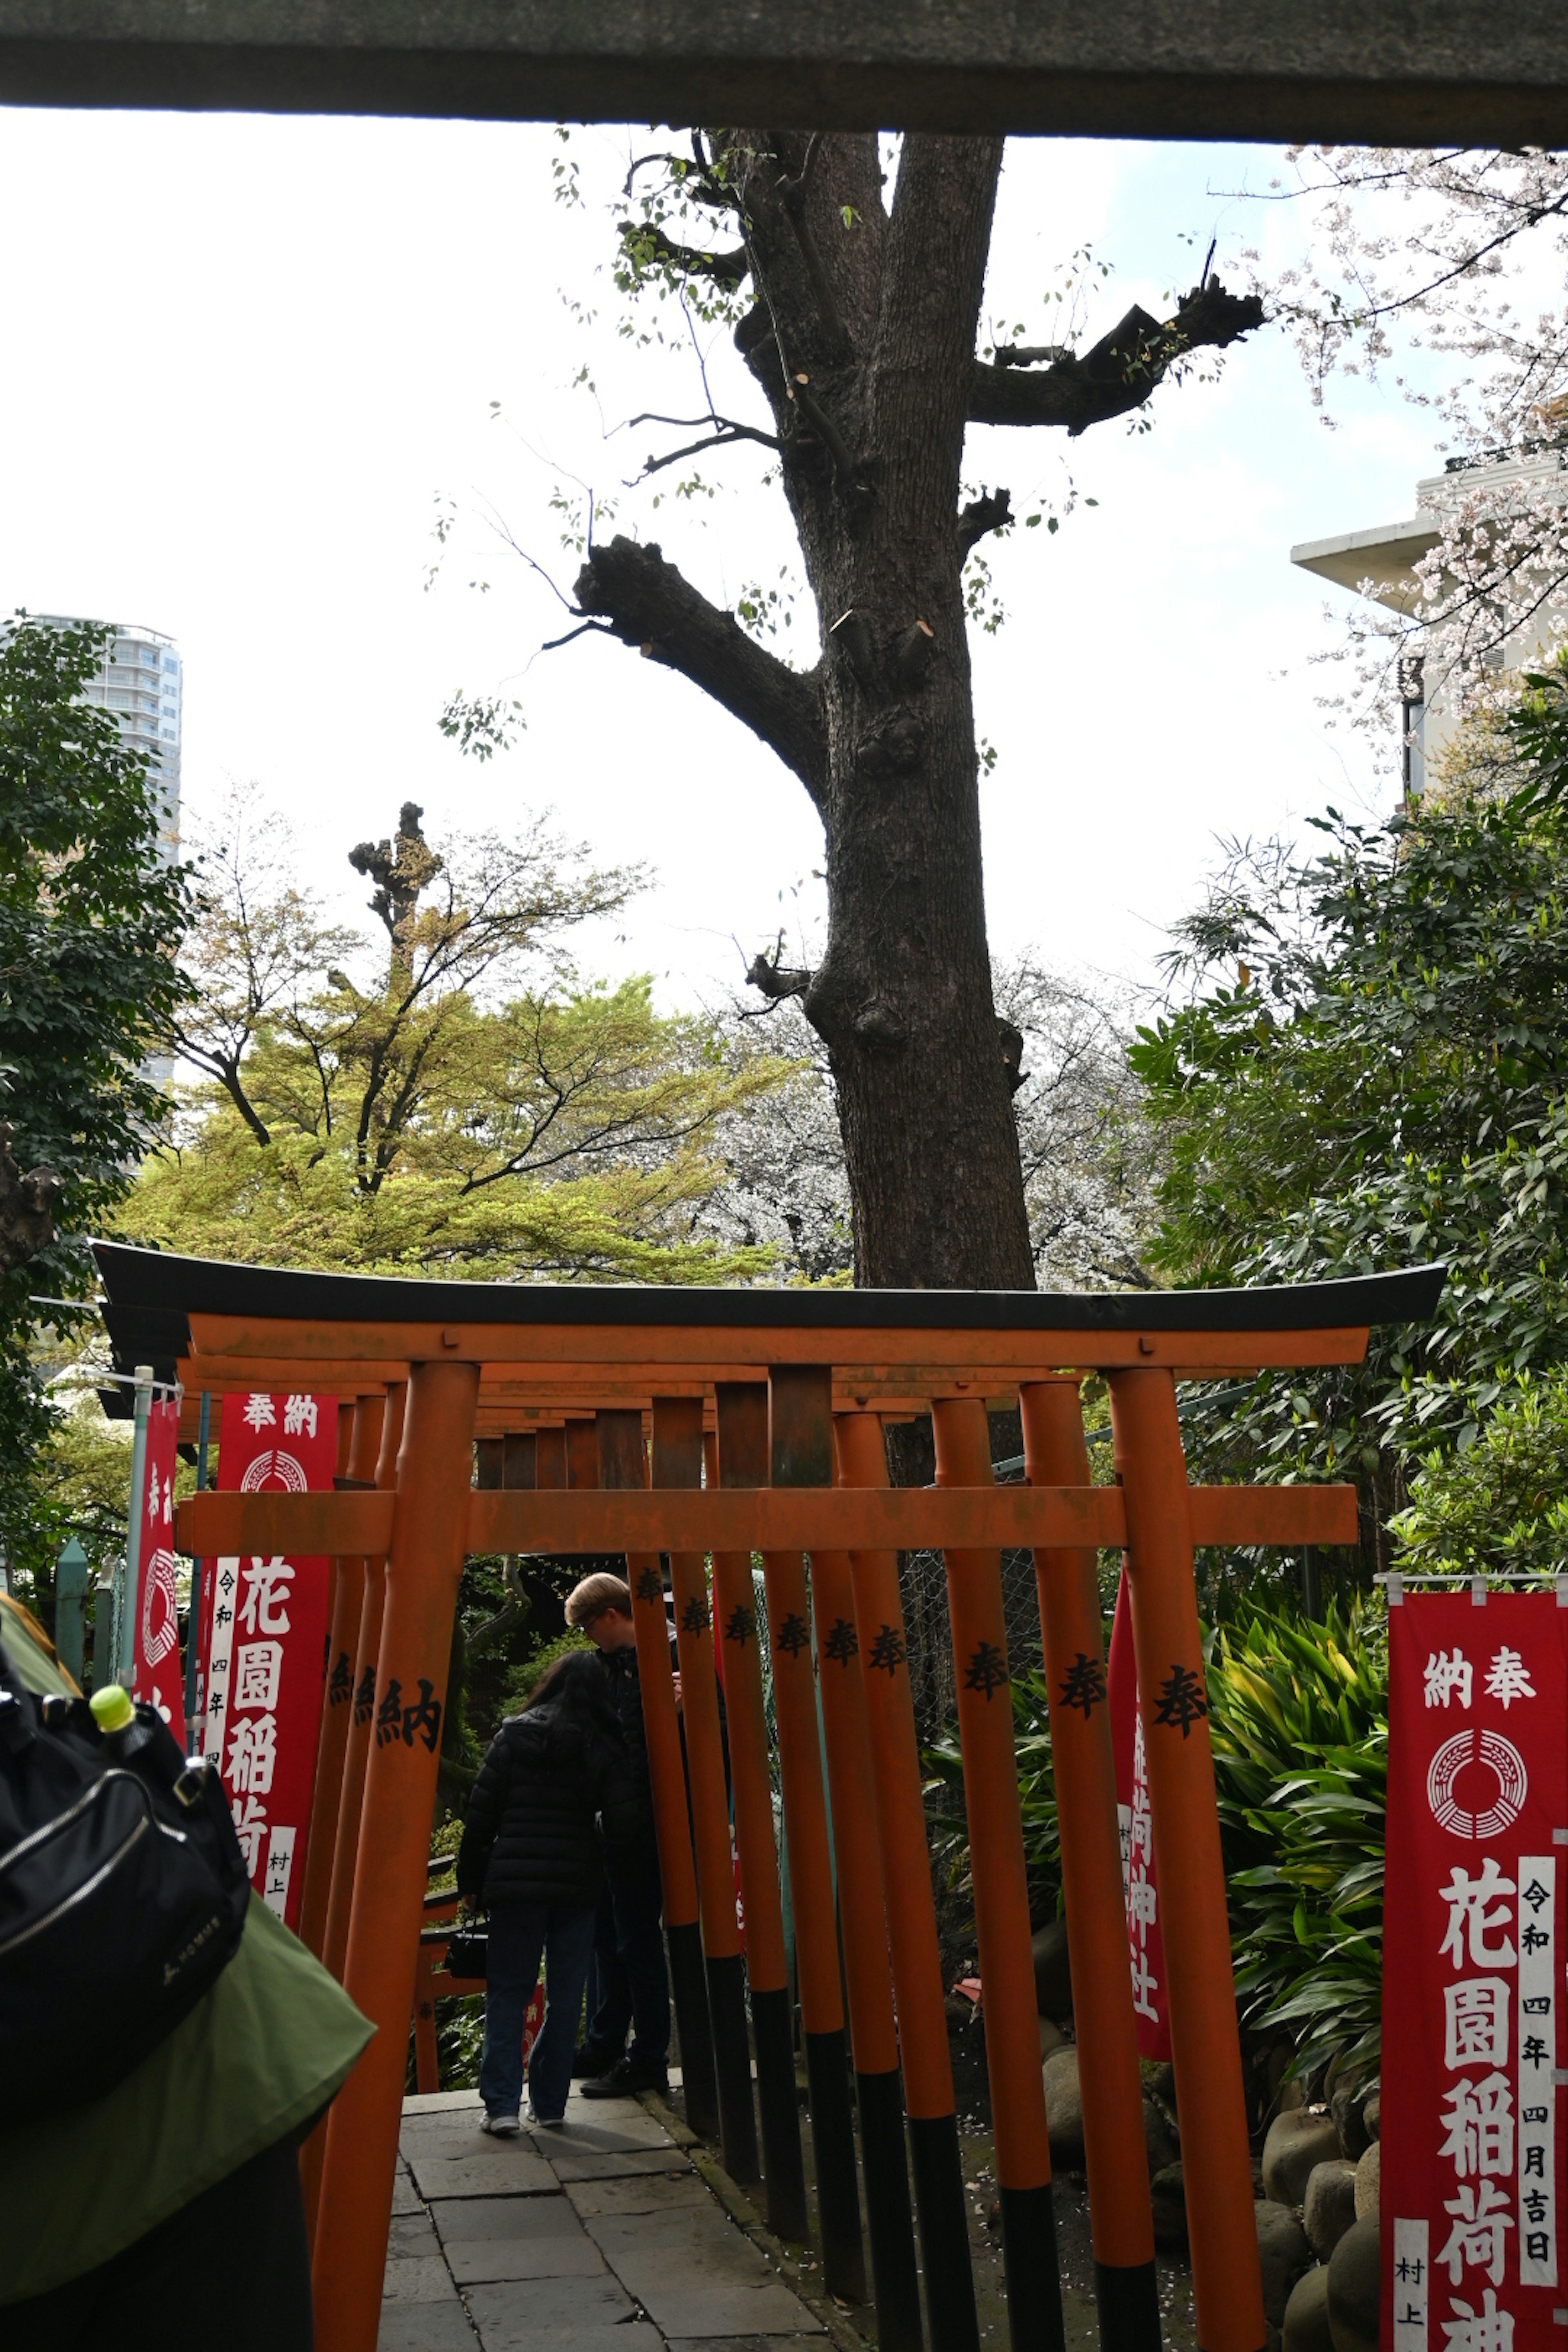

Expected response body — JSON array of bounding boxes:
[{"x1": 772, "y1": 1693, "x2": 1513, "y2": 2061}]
[
  {"x1": 198, "y1": 1391, "x2": 339, "y2": 1930},
  {"x1": 129, "y1": 1395, "x2": 183, "y2": 1731},
  {"x1": 1384, "y1": 1588, "x2": 1568, "y2": 2352},
  {"x1": 1109, "y1": 1566, "x2": 1172, "y2": 2061}
]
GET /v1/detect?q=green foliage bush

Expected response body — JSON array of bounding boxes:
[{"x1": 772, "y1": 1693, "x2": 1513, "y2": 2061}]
[
  {"x1": 1209, "y1": 1599, "x2": 1386, "y2": 2092},
  {"x1": 1390, "y1": 1372, "x2": 1568, "y2": 1577},
  {"x1": 927, "y1": 1597, "x2": 1388, "y2": 2088}
]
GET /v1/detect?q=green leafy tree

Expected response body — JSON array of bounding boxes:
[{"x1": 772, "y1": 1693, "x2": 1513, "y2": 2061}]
[
  {"x1": 0, "y1": 615, "x2": 194, "y2": 1588},
  {"x1": 130, "y1": 796, "x2": 790, "y2": 1281},
  {"x1": 1129, "y1": 668, "x2": 1568, "y2": 1576}
]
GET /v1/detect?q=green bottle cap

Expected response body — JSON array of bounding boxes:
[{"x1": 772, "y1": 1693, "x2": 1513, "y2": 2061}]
[{"x1": 89, "y1": 1684, "x2": 136, "y2": 1733}]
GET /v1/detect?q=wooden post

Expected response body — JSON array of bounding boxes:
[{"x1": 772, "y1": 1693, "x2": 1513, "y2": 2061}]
[
  {"x1": 596, "y1": 1408, "x2": 720, "y2": 2142},
  {"x1": 321, "y1": 1384, "x2": 406, "y2": 1984},
  {"x1": 312, "y1": 1355, "x2": 480, "y2": 2352},
  {"x1": 1108, "y1": 1368, "x2": 1265, "y2": 2352},
  {"x1": 653, "y1": 1396, "x2": 759, "y2": 2184},
  {"x1": 834, "y1": 1412, "x2": 980, "y2": 2352},
  {"x1": 931, "y1": 1397, "x2": 1064, "y2": 2352},
  {"x1": 304, "y1": 1381, "x2": 405, "y2": 2236},
  {"x1": 1019, "y1": 1379, "x2": 1159, "y2": 2352},
  {"x1": 412, "y1": 1940, "x2": 439, "y2": 2094},
  {"x1": 766, "y1": 1364, "x2": 867, "y2": 2304},
  {"x1": 299, "y1": 1395, "x2": 385, "y2": 1959},
  {"x1": 711, "y1": 1387, "x2": 808, "y2": 2241}
]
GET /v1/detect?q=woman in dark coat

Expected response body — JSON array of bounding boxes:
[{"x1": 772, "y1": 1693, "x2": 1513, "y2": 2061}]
[{"x1": 457, "y1": 1648, "x2": 643, "y2": 2130}]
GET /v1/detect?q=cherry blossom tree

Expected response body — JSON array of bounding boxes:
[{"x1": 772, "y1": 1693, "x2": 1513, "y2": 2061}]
[{"x1": 1263, "y1": 148, "x2": 1568, "y2": 743}]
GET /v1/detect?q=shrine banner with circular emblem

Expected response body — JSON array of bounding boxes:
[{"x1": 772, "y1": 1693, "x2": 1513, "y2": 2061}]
[
  {"x1": 129, "y1": 1394, "x2": 183, "y2": 1731},
  {"x1": 194, "y1": 1390, "x2": 340, "y2": 1930},
  {"x1": 1383, "y1": 1588, "x2": 1568, "y2": 2352}
]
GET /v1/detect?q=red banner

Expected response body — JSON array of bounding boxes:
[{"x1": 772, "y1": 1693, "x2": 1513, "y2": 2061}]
[
  {"x1": 1384, "y1": 1588, "x2": 1568, "y2": 2352},
  {"x1": 130, "y1": 1395, "x2": 183, "y2": 1730},
  {"x1": 1109, "y1": 1566, "x2": 1172, "y2": 2061},
  {"x1": 197, "y1": 1391, "x2": 339, "y2": 1930}
]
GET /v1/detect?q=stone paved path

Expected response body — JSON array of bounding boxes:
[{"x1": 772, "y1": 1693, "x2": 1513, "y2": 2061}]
[{"x1": 379, "y1": 2085, "x2": 829, "y2": 2352}]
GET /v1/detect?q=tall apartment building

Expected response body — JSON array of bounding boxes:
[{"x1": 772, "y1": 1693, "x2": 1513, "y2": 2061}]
[{"x1": 31, "y1": 616, "x2": 183, "y2": 862}]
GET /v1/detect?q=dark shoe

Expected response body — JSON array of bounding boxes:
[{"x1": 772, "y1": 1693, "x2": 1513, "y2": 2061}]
[
  {"x1": 572, "y1": 2044, "x2": 617, "y2": 2080},
  {"x1": 580, "y1": 2056, "x2": 669, "y2": 2101}
]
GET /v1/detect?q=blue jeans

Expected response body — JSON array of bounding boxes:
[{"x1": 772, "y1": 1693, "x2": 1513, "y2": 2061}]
[
  {"x1": 480, "y1": 1902, "x2": 597, "y2": 2122},
  {"x1": 584, "y1": 1841, "x2": 670, "y2": 2072}
]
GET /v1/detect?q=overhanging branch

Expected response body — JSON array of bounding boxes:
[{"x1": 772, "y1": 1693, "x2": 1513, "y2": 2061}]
[
  {"x1": 574, "y1": 537, "x2": 829, "y2": 806},
  {"x1": 970, "y1": 278, "x2": 1267, "y2": 435}
]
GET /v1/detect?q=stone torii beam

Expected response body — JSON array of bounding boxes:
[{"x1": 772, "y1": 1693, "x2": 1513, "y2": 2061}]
[{"x1": 2, "y1": 0, "x2": 1567, "y2": 145}]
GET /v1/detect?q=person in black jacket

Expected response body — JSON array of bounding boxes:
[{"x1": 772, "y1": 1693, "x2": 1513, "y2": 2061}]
[
  {"x1": 564, "y1": 1572, "x2": 674, "y2": 2100},
  {"x1": 456, "y1": 1649, "x2": 641, "y2": 2132}
]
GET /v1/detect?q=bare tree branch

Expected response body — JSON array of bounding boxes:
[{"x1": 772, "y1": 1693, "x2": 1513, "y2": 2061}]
[
  {"x1": 634, "y1": 419, "x2": 782, "y2": 481},
  {"x1": 574, "y1": 537, "x2": 829, "y2": 806},
  {"x1": 970, "y1": 278, "x2": 1266, "y2": 435}
]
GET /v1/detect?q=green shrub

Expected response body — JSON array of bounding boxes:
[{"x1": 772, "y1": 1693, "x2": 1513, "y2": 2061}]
[
  {"x1": 1209, "y1": 1598, "x2": 1386, "y2": 2092},
  {"x1": 925, "y1": 1594, "x2": 1389, "y2": 2090},
  {"x1": 1390, "y1": 1372, "x2": 1568, "y2": 1578}
]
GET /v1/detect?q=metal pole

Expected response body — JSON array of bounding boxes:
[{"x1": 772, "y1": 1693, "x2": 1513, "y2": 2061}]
[
  {"x1": 183, "y1": 1389, "x2": 211, "y2": 1742},
  {"x1": 118, "y1": 1364, "x2": 154, "y2": 1687},
  {"x1": 1108, "y1": 1368, "x2": 1266, "y2": 2352}
]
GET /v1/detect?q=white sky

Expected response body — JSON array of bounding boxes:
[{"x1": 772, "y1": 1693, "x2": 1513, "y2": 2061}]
[{"x1": 0, "y1": 111, "x2": 1442, "y2": 1012}]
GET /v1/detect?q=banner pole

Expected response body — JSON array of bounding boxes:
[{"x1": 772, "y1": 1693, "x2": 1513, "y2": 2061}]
[
  {"x1": 118, "y1": 1364, "x2": 154, "y2": 1687},
  {"x1": 183, "y1": 1388, "x2": 211, "y2": 1743}
]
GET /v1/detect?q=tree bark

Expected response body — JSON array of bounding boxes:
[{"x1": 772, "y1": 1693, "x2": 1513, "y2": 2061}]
[{"x1": 573, "y1": 131, "x2": 1263, "y2": 1293}]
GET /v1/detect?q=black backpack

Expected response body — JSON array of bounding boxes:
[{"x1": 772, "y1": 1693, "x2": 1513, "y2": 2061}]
[{"x1": 0, "y1": 1640, "x2": 252, "y2": 2113}]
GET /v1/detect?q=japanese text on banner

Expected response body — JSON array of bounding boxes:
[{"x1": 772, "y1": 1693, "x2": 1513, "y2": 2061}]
[
  {"x1": 1383, "y1": 1590, "x2": 1568, "y2": 2352},
  {"x1": 1108, "y1": 1565, "x2": 1172, "y2": 2061},
  {"x1": 199, "y1": 1391, "x2": 338, "y2": 1931}
]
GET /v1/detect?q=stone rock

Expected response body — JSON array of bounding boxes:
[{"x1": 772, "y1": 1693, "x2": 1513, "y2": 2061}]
[
  {"x1": 1143, "y1": 2096, "x2": 1180, "y2": 2176},
  {"x1": 1361, "y1": 2094, "x2": 1379, "y2": 2143},
  {"x1": 1150, "y1": 2163, "x2": 1187, "y2": 2254},
  {"x1": 1354, "y1": 2141, "x2": 1379, "y2": 2223},
  {"x1": 1032, "y1": 1918, "x2": 1073, "y2": 2020},
  {"x1": 1332, "y1": 2089, "x2": 1369, "y2": 2163},
  {"x1": 1303, "y1": 2161, "x2": 1359, "y2": 2260},
  {"x1": 1283, "y1": 2263, "x2": 1334, "y2": 2352},
  {"x1": 1140, "y1": 2058, "x2": 1176, "y2": 2107},
  {"x1": 1327, "y1": 2214, "x2": 1380, "y2": 2352},
  {"x1": 1038, "y1": 2016, "x2": 1066, "y2": 2060},
  {"x1": 1042, "y1": 2047, "x2": 1084, "y2": 2169},
  {"x1": 1264, "y1": 2110, "x2": 1343, "y2": 2207},
  {"x1": 1256, "y1": 2200, "x2": 1314, "y2": 2327}
]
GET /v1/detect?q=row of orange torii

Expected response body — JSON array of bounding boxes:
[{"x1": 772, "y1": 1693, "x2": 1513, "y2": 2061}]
[{"x1": 91, "y1": 1242, "x2": 1444, "y2": 2352}]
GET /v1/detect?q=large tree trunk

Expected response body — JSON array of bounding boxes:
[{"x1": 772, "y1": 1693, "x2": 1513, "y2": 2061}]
[
  {"x1": 574, "y1": 131, "x2": 1262, "y2": 1293},
  {"x1": 758, "y1": 135, "x2": 1031, "y2": 1290}
]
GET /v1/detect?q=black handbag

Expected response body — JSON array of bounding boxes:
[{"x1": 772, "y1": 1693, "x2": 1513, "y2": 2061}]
[
  {"x1": 445, "y1": 1918, "x2": 488, "y2": 1980},
  {"x1": 0, "y1": 1640, "x2": 252, "y2": 2115}
]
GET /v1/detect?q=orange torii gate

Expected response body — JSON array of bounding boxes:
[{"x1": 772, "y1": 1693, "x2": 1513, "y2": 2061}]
[{"x1": 94, "y1": 1242, "x2": 1443, "y2": 2352}]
